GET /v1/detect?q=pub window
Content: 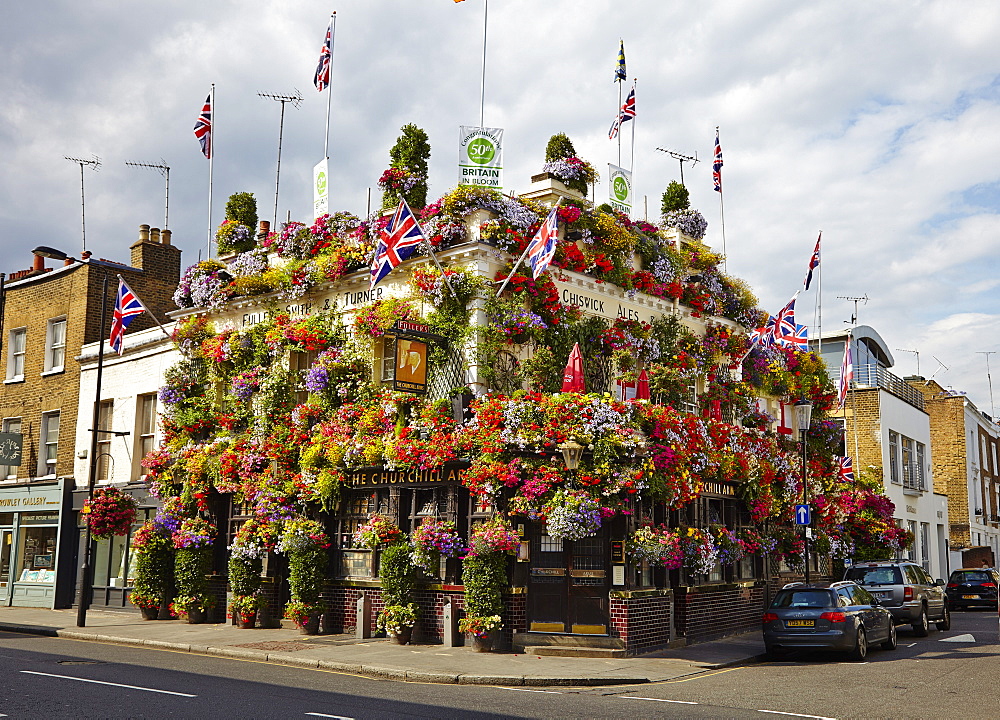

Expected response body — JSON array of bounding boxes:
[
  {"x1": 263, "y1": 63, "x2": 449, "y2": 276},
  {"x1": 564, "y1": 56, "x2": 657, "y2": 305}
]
[
  {"x1": 290, "y1": 350, "x2": 317, "y2": 405},
  {"x1": 336, "y1": 490, "x2": 382, "y2": 578},
  {"x1": 378, "y1": 337, "x2": 396, "y2": 385},
  {"x1": 135, "y1": 394, "x2": 157, "y2": 480}
]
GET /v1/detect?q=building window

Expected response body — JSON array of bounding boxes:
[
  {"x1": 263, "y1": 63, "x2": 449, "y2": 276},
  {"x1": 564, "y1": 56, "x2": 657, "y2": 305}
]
[
  {"x1": 906, "y1": 520, "x2": 917, "y2": 561},
  {"x1": 38, "y1": 411, "x2": 59, "y2": 477},
  {"x1": 920, "y1": 522, "x2": 930, "y2": 571},
  {"x1": 135, "y1": 394, "x2": 157, "y2": 479},
  {"x1": 6, "y1": 328, "x2": 26, "y2": 381},
  {"x1": 44, "y1": 318, "x2": 67, "y2": 373},
  {"x1": 96, "y1": 401, "x2": 113, "y2": 482},
  {"x1": 1, "y1": 417, "x2": 21, "y2": 479},
  {"x1": 915, "y1": 441, "x2": 926, "y2": 491},
  {"x1": 888, "y1": 431, "x2": 900, "y2": 484}
]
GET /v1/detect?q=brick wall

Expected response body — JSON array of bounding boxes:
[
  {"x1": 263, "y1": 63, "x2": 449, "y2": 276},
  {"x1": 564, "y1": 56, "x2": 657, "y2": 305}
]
[
  {"x1": 674, "y1": 583, "x2": 766, "y2": 643},
  {"x1": 609, "y1": 592, "x2": 672, "y2": 653}
]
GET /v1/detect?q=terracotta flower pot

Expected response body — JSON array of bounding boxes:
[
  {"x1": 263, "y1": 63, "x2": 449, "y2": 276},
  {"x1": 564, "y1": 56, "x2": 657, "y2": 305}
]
[
  {"x1": 237, "y1": 611, "x2": 257, "y2": 629},
  {"x1": 298, "y1": 614, "x2": 321, "y2": 635},
  {"x1": 139, "y1": 606, "x2": 159, "y2": 621},
  {"x1": 391, "y1": 626, "x2": 413, "y2": 645}
]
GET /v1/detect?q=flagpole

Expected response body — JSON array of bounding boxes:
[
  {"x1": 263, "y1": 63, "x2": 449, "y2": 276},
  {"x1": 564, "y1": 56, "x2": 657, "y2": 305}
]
[
  {"x1": 629, "y1": 78, "x2": 637, "y2": 177},
  {"x1": 117, "y1": 275, "x2": 171, "y2": 341},
  {"x1": 717, "y1": 126, "x2": 727, "y2": 273},
  {"x1": 479, "y1": 0, "x2": 488, "y2": 127},
  {"x1": 817, "y1": 231, "x2": 823, "y2": 356},
  {"x1": 324, "y1": 12, "x2": 337, "y2": 160},
  {"x1": 496, "y1": 198, "x2": 563, "y2": 297},
  {"x1": 207, "y1": 83, "x2": 215, "y2": 259},
  {"x1": 849, "y1": 332, "x2": 859, "y2": 462},
  {"x1": 617, "y1": 78, "x2": 622, "y2": 167}
]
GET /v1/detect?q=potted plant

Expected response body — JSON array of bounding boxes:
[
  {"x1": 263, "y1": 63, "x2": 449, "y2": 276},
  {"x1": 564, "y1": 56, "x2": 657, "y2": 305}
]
[
  {"x1": 228, "y1": 521, "x2": 266, "y2": 629},
  {"x1": 376, "y1": 543, "x2": 418, "y2": 644},
  {"x1": 172, "y1": 516, "x2": 216, "y2": 623},
  {"x1": 353, "y1": 513, "x2": 404, "y2": 549},
  {"x1": 279, "y1": 518, "x2": 329, "y2": 634},
  {"x1": 129, "y1": 521, "x2": 173, "y2": 620},
  {"x1": 460, "y1": 519, "x2": 514, "y2": 652},
  {"x1": 229, "y1": 593, "x2": 267, "y2": 629},
  {"x1": 410, "y1": 518, "x2": 464, "y2": 575},
  {"x1": 85, "y1": 487, "x2": 138, "y2": 540}
]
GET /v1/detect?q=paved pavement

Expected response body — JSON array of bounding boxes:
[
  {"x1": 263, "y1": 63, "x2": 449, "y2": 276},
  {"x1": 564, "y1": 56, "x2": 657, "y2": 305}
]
[{"x1": 0, "y1": 606, "x2": 764, "y2": 687}]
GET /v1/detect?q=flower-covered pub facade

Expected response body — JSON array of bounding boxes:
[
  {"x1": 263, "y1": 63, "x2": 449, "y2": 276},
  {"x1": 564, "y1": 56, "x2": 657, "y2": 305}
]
[{"x1": 140, "y1": 151, "x2": 909, "y2": 653}]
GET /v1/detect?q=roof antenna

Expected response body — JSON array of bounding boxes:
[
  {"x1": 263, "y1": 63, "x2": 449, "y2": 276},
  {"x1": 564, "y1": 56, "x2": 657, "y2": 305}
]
[
  {"x1": 654, "y1": 147, "x2": 699, "y2": 186},
  {"x1": 926, "y1": 355, "x2": 949, "y2": 385},
  {"x1": 64, "y1": 155, "x2": 101, "y2": 253},
  {"x1": 976, "y1": 351, "x2": 997, "y2": 418},
  {"x1": 125, "y1": 160, "x2": 171, "y2": 229},
  {"x1": 258, "y1": 90, "x2": 303, "y2": 229},
  {"x1": 837, "y1": 294, "x2": 868, "y2": 326},
  {"x1": 896, "y1": 348, "x2": 920, "y2": 376}
]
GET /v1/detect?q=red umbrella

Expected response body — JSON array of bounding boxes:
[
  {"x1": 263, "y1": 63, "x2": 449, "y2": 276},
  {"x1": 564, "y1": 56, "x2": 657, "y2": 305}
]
[
  {"x1": 561, "y1": 342, "x2": 586, "y2": 393},
  {"x1": 635, "y1": 368, "x2": 651, "y2": 400}
]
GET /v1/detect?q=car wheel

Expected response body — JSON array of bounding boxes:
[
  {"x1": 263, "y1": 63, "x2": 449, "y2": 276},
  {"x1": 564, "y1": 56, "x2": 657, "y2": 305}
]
[
  {"x1": 936, "y1": 603, "x2": 951, "y2": 631},
  {"x1": 763, "y1": 644, "x2": 784, "y2": 661},
  {"x1": 912, "y1": 606, "x2": 929, "y2": 637},
  {"x1": 881, "y1": 621, "x2": 897, "y2": 650},
  {"x1": 849, "y1": 627, "x2": 868, "y2": 661}
]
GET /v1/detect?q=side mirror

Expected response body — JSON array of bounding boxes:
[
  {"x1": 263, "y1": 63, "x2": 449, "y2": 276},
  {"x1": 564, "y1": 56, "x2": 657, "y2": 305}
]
[{"x1": 934, "y1": 579, "x2": 945, "y2": 586}]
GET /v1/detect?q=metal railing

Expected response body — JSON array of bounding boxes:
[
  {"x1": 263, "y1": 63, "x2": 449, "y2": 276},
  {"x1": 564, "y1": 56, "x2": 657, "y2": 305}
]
[{"x1": 852, "y1": 364, "x2": 925, "y2": 410}]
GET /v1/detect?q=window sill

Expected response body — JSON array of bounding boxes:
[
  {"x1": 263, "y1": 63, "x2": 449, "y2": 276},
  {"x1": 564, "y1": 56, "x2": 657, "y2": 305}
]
[
  {"x1": 40, "y1": 369, "x2": 65, "y2": 377},
  {"x1": 902, "y1": 487, "x2": 924, "y2": 496},
  {"x1": 4, "y1": 377, "x2": 24, "y2": 385}
]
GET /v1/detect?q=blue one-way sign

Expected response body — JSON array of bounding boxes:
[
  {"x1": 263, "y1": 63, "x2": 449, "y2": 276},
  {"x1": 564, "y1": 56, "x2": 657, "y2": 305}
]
[{"x1": 794, "y1": 504, "x2": 811, "y2": 525}]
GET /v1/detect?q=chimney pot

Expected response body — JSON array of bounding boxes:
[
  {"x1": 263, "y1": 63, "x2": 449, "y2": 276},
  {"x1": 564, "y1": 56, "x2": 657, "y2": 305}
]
[
  {"x1": 160, "y1": 228, "x2": 171, "y2": 245},
  {"x1": 32, "y1": 254, "x2": 44, "y2": 272},
  {"x1": 150, "y1": 227, "x2": 160, "y2": 243},
  {"x1": 257, "y1": 220, "x2": 270, "y2": 239},
  {"x1": 81, "y1": 250, "x2": 92, "y2": 260},
  {"x1": 139, "y1": 224, "x2": 150, "y2": 243},
  {"x1": 63, "y1": 258, "x2": 73, "y2": 267}
]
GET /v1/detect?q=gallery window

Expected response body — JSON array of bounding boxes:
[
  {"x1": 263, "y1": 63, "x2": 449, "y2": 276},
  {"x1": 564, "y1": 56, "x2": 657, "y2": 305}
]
[
  {"x1": 44, "y1": 318, "x2": 67, "y2": 373},
  {"x1": 38, "y1": 411, "x2": 60, "y2": 477}
]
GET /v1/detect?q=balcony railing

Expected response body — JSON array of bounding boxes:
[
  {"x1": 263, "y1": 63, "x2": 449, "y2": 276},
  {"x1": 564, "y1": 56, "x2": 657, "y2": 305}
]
[{"x1": 852, "y1": 364, "x2": 925, "y2": 410}]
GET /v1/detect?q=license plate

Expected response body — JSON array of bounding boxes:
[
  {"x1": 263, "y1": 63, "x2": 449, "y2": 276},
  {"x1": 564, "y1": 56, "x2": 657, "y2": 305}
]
[
  {"x1": 873, "y1": 592, "x2": 889, "y2": 599},
  {"x1": 962, "y1": 595, "x2": 979, "y2": 599},
  {"x1": 786, "y1": 620, "x2": 815, "y2": 627}
]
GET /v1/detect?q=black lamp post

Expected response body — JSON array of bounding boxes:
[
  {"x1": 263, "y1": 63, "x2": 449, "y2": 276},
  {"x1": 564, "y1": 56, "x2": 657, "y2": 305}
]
[
  {"x1": 794, "y1": 398, "x2": 813, "y2": 583},
  {"x1": 33, "y1": 246, "x2": 108, "y2": 627}
]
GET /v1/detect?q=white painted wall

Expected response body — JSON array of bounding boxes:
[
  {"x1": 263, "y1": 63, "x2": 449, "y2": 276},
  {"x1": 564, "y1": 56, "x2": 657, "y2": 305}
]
[{"x1": 74, "y1": 325, "x2": 177, "y2": 488}]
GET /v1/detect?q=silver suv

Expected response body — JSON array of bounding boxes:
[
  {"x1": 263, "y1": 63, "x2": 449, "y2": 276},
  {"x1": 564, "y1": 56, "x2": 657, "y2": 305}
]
[{"x1": 843, "y1": 560, "x2": 950, "y2": 636}]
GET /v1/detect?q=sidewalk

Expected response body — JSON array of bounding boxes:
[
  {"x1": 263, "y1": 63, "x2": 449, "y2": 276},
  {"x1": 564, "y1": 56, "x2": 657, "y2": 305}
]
[{"x1": 0, "y1": 606, "x2": 764, "y2": 687}]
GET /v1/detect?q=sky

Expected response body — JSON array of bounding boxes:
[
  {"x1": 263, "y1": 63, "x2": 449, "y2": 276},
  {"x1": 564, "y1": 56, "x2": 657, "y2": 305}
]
[{"x1": 2, "y1": 1, "x2": 999, "y2": 415}]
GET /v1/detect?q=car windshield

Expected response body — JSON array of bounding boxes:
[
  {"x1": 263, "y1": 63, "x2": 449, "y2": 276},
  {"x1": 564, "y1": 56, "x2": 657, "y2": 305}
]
[
  {"x1": 772, "y1": 590, "x2": 832, "y2": 609},
  {"x1": 951, "y1": 571, "x2": 992, "y2": 583},
  {"x1": 844, "y1": 566, "x2": 903, "y2": 585}
]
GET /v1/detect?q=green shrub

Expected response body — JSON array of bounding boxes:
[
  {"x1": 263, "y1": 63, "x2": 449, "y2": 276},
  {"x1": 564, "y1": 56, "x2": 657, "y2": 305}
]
[{"x1": 660, "y1": 181, "x2": 690, "y2": 214}]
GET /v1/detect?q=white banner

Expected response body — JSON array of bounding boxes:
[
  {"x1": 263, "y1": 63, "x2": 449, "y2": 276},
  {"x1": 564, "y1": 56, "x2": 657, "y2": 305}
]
[
  {"x1": 608, "y1": 163, "x2": 632, "y2": 216},
  {"x1": 459, "y1": 126, "x2": 503, "y2": 189},
  {"x1": 313, "y1": 158, "x2": 329, "y2": 221}
]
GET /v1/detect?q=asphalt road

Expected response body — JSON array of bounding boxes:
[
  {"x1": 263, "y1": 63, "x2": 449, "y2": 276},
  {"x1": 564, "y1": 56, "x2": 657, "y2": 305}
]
[{"x1": 0, "y1": 608, "x2": 997, "y2": 719}]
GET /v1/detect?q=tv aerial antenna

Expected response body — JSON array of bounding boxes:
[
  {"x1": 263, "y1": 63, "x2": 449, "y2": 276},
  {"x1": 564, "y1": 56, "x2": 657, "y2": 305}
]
[
  {"x1": 654, "y1": 147, "x2": 699, "y2": 186},
  {"x1": 64, "y1": 155, "x2": 101, "y2": 252},
  {"x1": 258, "y1": 89, "x2": 303, "y2": 228},
  {"x1": 896, "y1": 348, "x2": 920, "y2": 376},
  {"x1": 927, "y1": 355, "x2": 949, "y2": 384},
  {"x1": 125, "y1": 160, "x2": 170, "y2": 229},
  {"x1": 977, "y1": 350, "x2": 997, "y2": 418},
  {"x1": 837, "y1": 294, "x2": 868, "y2": 326}
]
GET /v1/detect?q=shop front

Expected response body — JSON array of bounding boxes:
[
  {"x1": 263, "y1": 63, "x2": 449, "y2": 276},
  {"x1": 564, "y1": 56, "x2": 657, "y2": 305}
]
[{"x1": 0, "y1": 480, "x2": 75, "y2": 608}]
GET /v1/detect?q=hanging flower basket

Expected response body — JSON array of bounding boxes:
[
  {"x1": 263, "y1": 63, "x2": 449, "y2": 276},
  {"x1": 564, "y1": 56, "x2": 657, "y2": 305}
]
[
  {"x1": 353, "y1": 513, "x2": 404, "y2": 549},
  {"x1": 84, "y1": 487, "x2": 138, "y2": 540}
]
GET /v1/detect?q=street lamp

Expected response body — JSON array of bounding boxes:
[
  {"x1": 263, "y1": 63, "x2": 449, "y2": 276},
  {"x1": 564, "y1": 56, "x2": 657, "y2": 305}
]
[
  {"x1": 794, "y1": 399, "x2": 813, "y2": 583},
  {"x1": 33, "y1": 246, "x2": 108, "y2": 627}
]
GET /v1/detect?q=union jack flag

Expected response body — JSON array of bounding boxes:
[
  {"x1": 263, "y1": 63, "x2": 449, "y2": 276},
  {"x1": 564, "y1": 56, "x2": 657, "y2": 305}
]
[
  {"x1": 838, "y1": 337, "x2": 854, "y2": 408},
  {"x1": 193, "y1": 93, "x2": 212, "y2": 159},
  {"x1": 526, "y1": 208, "x2": 560, "y2": 279},
  {"x1": 109, "y1": 278, "x2": 148, "y2": 355},
  {"x1": 775, "y1": 323, "x2": 809, "y2": 351},
  {"x1": 771, "y1": 294, "x2": 798, "y2": 340},
  {"x1": 838, "y1": 456, "x2": 854, "y2": 483},
  {"x1": 370, "y1": 199, "x2": 427, "y2": 290},
  {"x1": 803, "y1": 232, "x2": 821, "y2": 291},
  {"x1": 609, "y1": 85, "x2": 636, "y2": 140},
  {"x1": 748, "y1": 317, "x2": 776, "y2": 348},
  {"x1": 313, "y1": 20, "x2": 332, "y2": 92},
  {"x1": 712, "y1": 129, "x2": 723, "y2": 193}
]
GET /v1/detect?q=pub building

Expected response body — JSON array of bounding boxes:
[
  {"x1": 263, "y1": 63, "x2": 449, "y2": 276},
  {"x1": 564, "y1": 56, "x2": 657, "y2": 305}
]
[{"x1": 163, "y1": 173, "x2": 828, "y2": 655}]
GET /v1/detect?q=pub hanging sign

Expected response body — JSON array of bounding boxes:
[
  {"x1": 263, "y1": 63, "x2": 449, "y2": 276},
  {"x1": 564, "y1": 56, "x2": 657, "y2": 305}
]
[{"x1": 0, "y1": 433, "x2": 23, "y2": 467}]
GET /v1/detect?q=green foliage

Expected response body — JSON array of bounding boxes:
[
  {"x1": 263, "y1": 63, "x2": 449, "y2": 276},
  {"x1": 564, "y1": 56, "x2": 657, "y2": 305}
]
[
  {"x1": 545, "y1": 132, "x2": 576, "y2": 162},
  {"x1": 387, "y1": 124, "x2": 431, "y2": 209},
  {"x1": 228, "y1": 553, "x2": 262, "y2": 597},
  {"x1": 462, "y1": 552, "x2": 507, "y2": 618},
  {"x1": 174, "y1": 546, "x2": 211, "y2": 610},
  {"x1": 130, "y1": 532, "x2": 172, "y2": 609},
  {"x1": 379, "y1": 542, "x2": 416, "y2": 607},
  {"x1": 287, "y1": 543, "x2": 327, "y2": 604},
  {"x1": 661, "y1": 181, "x2": 690, "y2": 214},
  {"x1": 225, "y1": 192, "x2": 258, "y2": 230}
]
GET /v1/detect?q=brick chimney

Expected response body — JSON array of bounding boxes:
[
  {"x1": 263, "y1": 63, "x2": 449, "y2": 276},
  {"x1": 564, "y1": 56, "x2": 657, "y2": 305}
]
[{"x1": 131, "y1": 223, "x2": 181, "y2": 283}]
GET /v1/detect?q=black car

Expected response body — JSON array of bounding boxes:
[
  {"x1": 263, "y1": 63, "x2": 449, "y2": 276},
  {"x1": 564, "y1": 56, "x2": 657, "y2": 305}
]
[
  {"x1": 946, "y1": 568, "x2": 1000, "y2": 609},
  {"x1": 762, "y1": 581, "x2": 896, "y2": 661}
]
